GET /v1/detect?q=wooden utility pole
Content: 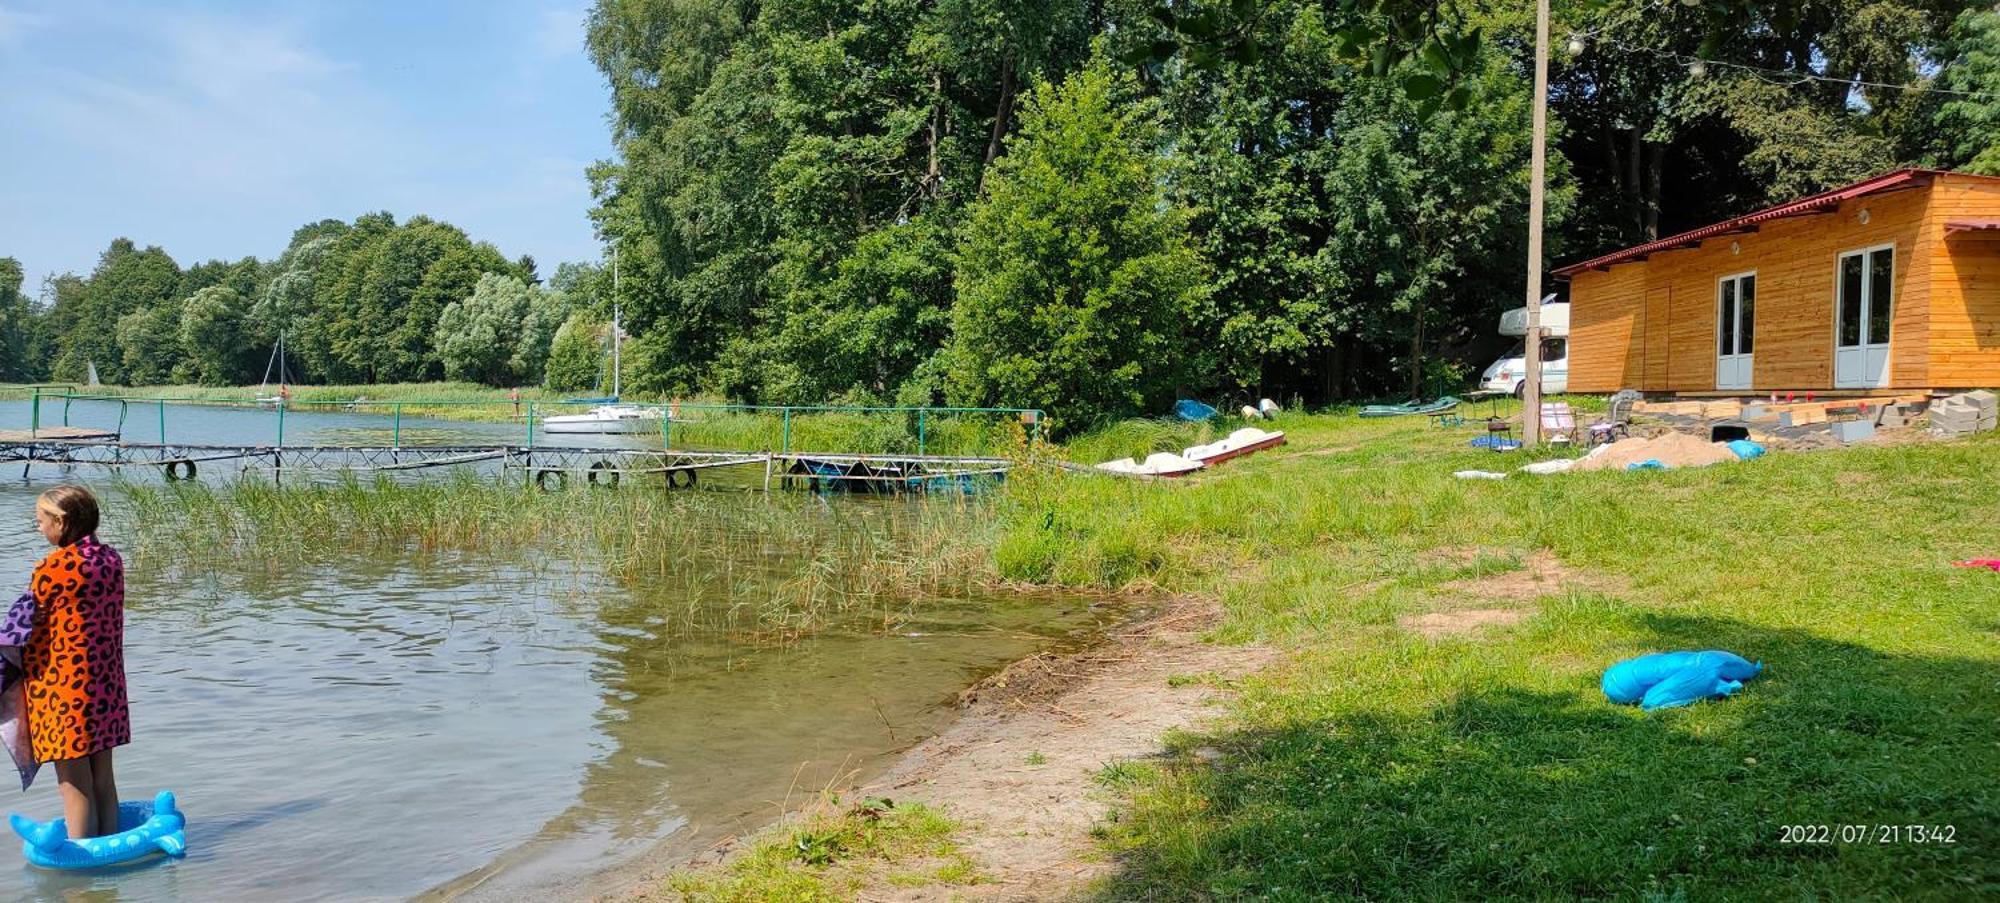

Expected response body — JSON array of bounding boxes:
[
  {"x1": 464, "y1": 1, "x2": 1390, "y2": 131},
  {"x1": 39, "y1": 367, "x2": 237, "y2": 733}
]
[{"x1": 1521, "y1": 0, "x2": 1551, "y2": 444}]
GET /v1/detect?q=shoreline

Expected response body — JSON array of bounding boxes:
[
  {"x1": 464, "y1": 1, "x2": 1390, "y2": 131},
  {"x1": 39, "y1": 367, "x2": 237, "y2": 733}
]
[{"x1": 601, "y1": 595, "x2": 1277, "y2": 900}]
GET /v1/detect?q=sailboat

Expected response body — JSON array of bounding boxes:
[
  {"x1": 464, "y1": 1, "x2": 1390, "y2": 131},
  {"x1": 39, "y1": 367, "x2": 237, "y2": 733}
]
[
  {"x1": 255, "y1": 330, "x2": 291, "y2": 406},
  {"x1": 542, "y1": 249, "x2": 660, "y2": 435}
]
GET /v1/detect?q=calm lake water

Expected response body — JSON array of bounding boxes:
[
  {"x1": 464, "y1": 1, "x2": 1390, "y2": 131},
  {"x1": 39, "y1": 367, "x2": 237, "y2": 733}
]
[{"x1": 0, "y1": 400, "x2": 1102, "y2": 901}]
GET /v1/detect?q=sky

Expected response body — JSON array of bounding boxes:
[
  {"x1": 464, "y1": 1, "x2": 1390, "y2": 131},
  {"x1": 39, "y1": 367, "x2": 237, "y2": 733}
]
[{"x1": 0, "y1": 0, "x2": 613, "y2": 294}]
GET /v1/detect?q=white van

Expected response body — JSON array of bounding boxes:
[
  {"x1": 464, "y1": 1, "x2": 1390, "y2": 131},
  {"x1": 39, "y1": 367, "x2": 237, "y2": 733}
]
[{"x1": 1479, "y1": 301, "x2": 1569, "y2": 396}]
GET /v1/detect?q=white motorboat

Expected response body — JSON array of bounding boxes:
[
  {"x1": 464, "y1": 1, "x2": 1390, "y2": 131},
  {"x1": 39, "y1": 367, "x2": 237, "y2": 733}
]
[{"x1": 541, "y1": 404, "x2": 660, "y2": 434}]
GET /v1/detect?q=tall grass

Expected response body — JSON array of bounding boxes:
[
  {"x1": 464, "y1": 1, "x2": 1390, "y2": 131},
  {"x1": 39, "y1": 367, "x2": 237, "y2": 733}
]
[{"x1": 121, "y1": 473, "x2": 1001, "y2": 643}]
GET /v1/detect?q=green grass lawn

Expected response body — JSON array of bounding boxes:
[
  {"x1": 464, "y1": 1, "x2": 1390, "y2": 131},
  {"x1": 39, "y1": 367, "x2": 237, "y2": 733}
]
[{"x1": 995, "y1": 409, "x2": 1998, "y2": 900}]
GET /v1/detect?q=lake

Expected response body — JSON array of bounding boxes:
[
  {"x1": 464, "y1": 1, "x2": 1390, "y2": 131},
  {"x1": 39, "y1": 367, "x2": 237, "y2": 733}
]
[{"x1": 0, "y1": 400, "x2": 1099, "y2": 901}]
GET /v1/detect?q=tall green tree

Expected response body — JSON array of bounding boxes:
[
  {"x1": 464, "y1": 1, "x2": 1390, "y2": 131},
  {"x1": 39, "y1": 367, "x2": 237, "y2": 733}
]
[
  {"x1": 544, "y1": 312, "x2": 607, "y2": 393},
  {"x1": 176, "y1": 285, "x2": 251, "y2": 385},
  {"x1": 52, "y1": 239, "x2": 180, "y2": 383},
  {"x1": 947, "y1": 59, "x2": 1208, "y2": 428},
  {"x1": 433, "y1": 273, "x2": 568, "y2": 386},
  {"x1": 1552, "y1": 0, "x2": 1982, "y2": 250},
  {"x1": 114, "y1": 308, "x2": 180, "y2": 386},
  {"x1": 0, "y1": 259, "x2": 31, "y2": 382},
  {"x1": 1934, "y1": 7, "x2": 2000, "y2": 173}
]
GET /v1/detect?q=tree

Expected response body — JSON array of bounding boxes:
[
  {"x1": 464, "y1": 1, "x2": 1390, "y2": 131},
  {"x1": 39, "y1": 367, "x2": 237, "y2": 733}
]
[
  {"x1": 0, "y1": 259, "x2": 32, "y2": 381},
  {"x1": 947, "y1": 59, "x2": 1208, "y2": 429},
  {"x1": 543, "y1": 311, "x2": 606, "y2": 393},
  {"x1": 1551, "y1": 0, "x2": 1980, "y2": 250},
  {"x1": 177, "y1": 285, "x2": 250, "y2": 385},
  {"x1": 114, "y1": 308, "x2": 179, "y2": 386},
  {"x1": 1934, "y1": 7, "x2": 2000, "y2": 173},
  {"x1": 512, "y1": 286, "x2": 571, "y2": 386},
  {"x1": 54, "y1": 239, "x2": 180, "y2": 383},
  {"x1": 434, "y1": 273, "x2": 540, "y2": 386}
]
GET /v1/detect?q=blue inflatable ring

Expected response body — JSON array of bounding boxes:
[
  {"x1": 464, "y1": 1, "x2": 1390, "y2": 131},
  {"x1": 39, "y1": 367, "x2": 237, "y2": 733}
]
[{"x1": 10, "y1": 790, "x2": 185, "y2": 869}]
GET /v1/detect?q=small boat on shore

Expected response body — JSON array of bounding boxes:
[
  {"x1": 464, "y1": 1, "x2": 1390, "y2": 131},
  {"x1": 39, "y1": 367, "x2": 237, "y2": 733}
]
[
  {"x1": 1183, "y1": 427, "x2": 1285, "y2": 466},
  {"x1": 1095, "y1": 452, "x2": 1204, "y2": 478}
]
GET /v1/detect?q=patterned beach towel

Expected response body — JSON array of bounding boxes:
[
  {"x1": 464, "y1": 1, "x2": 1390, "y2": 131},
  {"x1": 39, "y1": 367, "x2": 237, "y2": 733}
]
[{"x1": 0, "y1": 590, "x2": 39, "y2": 790}]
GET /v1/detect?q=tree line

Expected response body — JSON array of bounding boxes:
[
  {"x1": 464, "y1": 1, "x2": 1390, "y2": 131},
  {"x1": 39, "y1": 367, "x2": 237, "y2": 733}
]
[
  {"x1": 0, "y1": 214, "x2": 620, "y2": 392},
  {"x1": 585, "y1": 0, "x2": 2000, "y2": 428},
  {"x1": 5, "y1": 1, "x2": 1998, "y2": 429}
]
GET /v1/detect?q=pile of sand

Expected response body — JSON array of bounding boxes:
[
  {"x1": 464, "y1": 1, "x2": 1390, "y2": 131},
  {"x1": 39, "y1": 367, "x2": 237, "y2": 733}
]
[{"x1": 1572, "y1": 430, "x2": 1741, "y2": 472}]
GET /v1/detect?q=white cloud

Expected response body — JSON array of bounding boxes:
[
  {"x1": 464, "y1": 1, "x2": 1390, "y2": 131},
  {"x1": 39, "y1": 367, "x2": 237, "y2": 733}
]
[
  {"x1": 533, "y1": 2, "x2": 589, "y2": 59},
  {"x1": 159, "y1": 13, "x2": 352, "y2": 102},
  {"x1": 0, "y1": 4, "x2": 50, "y2": 46},
  {"x1": 0, "y1": 1, "x2": 610, "y2": 291},
  {"x1": 18, "y1": 8, "x2": 399, "y2": 202}
]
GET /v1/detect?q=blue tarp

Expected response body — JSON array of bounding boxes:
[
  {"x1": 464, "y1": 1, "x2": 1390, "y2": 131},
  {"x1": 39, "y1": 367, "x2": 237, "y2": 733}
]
[
  {"x1": 1602, "y1": 650, "x2": 1763, "y2": 711},
  {"x1": 1174, "y1": 399, "x2": 1219, "y2": 422}
]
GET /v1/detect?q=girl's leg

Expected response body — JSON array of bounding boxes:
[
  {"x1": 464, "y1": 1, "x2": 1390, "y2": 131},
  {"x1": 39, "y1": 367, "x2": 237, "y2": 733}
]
[
  {"x1": 52, "y1": 757, "x2": 96, "y2": 839},
  {"x1": 88, "y1": 749, "x2": 118, "y2": 836}
]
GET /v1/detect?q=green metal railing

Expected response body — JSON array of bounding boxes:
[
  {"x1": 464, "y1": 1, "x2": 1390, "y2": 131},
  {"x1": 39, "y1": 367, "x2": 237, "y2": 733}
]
[{"x1": 21, "y1": 388, "x2": 1045, "y2": 456}]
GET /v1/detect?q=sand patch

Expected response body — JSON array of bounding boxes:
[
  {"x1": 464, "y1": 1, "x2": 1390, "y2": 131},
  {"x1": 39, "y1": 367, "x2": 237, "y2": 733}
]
[
  {"x1": 1572, "y1": 431, "x2": 1739, "y2": 472},
  {"x1": 1437, "y1": 549, "x2": 1625, "y2": 602},
  {"x1": 1399, "y1": 608, "x2": 1530, "y2": 636},
  {"x1": 858, "y1": 598, "x2": 1276, "y2": 900}
]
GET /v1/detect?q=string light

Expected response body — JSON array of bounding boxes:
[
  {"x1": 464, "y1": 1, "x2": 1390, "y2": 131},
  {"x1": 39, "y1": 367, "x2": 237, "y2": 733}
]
[
  {"x1": 1556, "y1": 0, "x2": 2000, "y2": 103},
  {"x1": 1603, "y1": 37, "x2": 2000, "y2": 102}
]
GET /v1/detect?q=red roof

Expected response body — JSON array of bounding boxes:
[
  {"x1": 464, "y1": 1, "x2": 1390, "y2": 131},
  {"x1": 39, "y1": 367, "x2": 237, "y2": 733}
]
[
  {"x1": 1553, "y1": 168, "x2": 1947, "y2": 277},
  {"x1": 1945, "y1": 218, "x2": 2000, "y2": 235}
]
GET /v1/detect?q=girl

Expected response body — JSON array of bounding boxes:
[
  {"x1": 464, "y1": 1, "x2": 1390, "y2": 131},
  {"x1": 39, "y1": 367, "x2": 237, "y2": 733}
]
[{"x1": 26, "y1": 486, "x2": 127, "y2": 839}]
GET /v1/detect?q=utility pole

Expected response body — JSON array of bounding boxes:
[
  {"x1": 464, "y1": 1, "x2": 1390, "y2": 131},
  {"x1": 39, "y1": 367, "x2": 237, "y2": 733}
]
[{"x1": 1521, "y1": 0, "x2": 1551, "y2": 444}]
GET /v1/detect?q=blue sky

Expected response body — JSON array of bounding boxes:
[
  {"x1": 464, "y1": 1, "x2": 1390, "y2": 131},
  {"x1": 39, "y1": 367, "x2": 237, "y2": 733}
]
[{"x1": 0, "y1": 0, "x2": 612, "y2": 293}]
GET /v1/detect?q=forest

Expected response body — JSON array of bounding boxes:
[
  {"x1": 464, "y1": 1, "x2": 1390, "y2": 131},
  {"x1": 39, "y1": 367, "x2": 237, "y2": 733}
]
[{"x1": 4, "y1": 0, "x2": 1998, "y2": 427}]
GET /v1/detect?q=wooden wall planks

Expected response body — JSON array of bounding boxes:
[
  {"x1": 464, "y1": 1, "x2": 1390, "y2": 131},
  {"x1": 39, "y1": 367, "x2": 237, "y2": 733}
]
[{"x1": 1562, "y1": 174, "x2": 2000, "y2": 393}]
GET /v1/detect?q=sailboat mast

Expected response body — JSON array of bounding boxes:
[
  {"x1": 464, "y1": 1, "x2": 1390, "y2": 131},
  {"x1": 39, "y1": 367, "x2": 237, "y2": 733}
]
[{"x1": 612, "y1": 247, "x2": 621, "y2": 400}]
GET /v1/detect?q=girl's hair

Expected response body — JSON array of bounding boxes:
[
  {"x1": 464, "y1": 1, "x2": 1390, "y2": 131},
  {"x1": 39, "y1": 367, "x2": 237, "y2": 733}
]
[{"x1": 38, "y1": 485, "x2": 99, "y2": 547}]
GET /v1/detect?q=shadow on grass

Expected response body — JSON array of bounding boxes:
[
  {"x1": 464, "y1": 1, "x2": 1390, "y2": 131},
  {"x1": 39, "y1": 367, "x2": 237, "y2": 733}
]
[{"x1": 1095, "y1": 614, "x2": 1998, "y2": 900}]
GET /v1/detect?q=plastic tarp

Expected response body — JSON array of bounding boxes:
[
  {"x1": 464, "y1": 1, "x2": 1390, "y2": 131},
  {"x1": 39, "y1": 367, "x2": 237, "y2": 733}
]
[{"x1": 1602, "y1": 650, "x2": 1763, "y2": 711}]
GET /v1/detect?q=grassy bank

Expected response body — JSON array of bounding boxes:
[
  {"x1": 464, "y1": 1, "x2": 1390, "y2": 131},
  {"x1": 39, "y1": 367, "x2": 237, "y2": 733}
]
[
  {"x1": 665, "y1": 798, "x2": 979, "y2": 901},
  {"x1": 991, "y1": 410, "x2": 1998, "y2": 899}
]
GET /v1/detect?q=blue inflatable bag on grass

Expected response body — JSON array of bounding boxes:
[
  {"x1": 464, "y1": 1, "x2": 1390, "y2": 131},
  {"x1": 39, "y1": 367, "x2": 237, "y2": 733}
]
[{"x1": 1602, "y1": 651, "x2": 1761, "y2": 710}]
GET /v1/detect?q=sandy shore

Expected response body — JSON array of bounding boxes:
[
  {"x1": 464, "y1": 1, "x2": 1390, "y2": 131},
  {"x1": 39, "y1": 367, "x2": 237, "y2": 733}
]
[{"x1": 605, "y1": 596, "x2": 1276, "y2": 901}]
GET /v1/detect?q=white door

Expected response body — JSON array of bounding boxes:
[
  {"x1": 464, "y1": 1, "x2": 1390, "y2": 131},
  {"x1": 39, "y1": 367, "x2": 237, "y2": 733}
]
[
  {"x1": 1835, "y1": 246, "x2": 1894, "y2": 388},
  {"x1": 1716, "y1": 272, "x2": 1755, "y2": 390}
]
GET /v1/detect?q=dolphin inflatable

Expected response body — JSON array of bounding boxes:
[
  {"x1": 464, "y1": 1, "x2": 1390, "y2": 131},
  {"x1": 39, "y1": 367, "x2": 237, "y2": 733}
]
[{"x1": 10, "y1": 790, "x2": 186, "y2": 869}]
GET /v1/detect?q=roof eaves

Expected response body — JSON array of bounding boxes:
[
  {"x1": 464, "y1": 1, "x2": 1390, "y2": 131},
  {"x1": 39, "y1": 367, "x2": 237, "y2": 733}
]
[{"x1": 1554, "y1": 168, "x2": 1936, "y2": 279}]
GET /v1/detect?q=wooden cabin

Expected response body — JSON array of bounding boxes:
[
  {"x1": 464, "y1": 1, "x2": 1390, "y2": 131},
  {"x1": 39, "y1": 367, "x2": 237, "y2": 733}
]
[{"x1": 1558, "y1": 169, "x2": 2000, "y2": 395}]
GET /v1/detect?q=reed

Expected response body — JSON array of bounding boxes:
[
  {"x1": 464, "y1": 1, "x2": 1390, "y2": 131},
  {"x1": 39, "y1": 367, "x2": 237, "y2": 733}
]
[{"x1": 119, "y1": 473, "x2": 1000, "y2": 644}]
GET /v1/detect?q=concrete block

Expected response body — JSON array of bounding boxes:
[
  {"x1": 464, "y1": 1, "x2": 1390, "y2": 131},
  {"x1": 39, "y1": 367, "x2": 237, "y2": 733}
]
[{"x1": 1831, "y1": 420, "x2": 1876, "y2": 443}]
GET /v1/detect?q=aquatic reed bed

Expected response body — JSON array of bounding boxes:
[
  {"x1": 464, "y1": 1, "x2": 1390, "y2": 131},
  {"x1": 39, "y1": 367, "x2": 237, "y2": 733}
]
[{"x1": 119, "y1": 473, "x2": 1002, "y2": 644}]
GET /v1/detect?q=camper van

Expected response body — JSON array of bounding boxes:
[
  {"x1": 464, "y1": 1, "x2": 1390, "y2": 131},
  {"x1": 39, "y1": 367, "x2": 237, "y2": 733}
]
[{"x1": 1479, "y1": 300, "x2": 1569, "y2": 396}]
